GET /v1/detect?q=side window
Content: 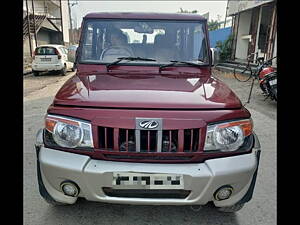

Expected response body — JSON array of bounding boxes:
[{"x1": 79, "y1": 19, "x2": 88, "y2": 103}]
[
  {"x1": 82, "y1": 25, "x2": 94, "y2": 60},
  {"x1": 59, "y1": 47, "x2": 66, "y2": 55}
]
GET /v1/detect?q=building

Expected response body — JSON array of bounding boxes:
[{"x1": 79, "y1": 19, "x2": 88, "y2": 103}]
[
  {"x1": 227, "y1": 0, "x2": 277, "y2": 66},
  {"x1": 23, "y1": 0, "x2": 72, "y2": 69}
]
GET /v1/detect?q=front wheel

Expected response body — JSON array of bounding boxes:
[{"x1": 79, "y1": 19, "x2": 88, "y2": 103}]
[
  {"x1": 216, "y1": 203, "x2": 245, "y2": 213},
  {"x1": 33, "y1": 70, "x2": 40, "y2": 76},
  {"x1": 233, "y1": 64, "x2": 252, "y2": 82},
  {"x1": 61, "y1": 65, "x2": 67, "y2": 76}
]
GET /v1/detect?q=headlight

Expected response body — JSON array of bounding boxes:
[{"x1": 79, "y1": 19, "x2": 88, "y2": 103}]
[
  {"x1": 44, "y1": 114, "x2": 93, "y2": 149},
  {"x1": 204, "y1": 119, "x2": 253, "y2": 152}
]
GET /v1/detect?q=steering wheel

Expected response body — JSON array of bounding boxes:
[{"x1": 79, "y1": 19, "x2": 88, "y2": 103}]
[{"x1": 100, "y1": 46, "x2": 134, "y2": 60}]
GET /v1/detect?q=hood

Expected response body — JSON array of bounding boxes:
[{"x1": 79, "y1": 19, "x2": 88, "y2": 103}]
[{"x1": 54, "y1": 71, "x2": 242, "y2": 109}]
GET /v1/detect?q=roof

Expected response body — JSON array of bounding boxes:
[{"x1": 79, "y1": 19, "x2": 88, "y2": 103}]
[
  {"x1": 84, "y1": 12, "x2": 206, "y2": 21},
  {"x1": 36, "y1": 44, "x2": 65, "y2": 48}
]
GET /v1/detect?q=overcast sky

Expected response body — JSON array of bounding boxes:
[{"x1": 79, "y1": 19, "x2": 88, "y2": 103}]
[{"x1": 70, "y1": 1, "x2": 228, "y2": 28}]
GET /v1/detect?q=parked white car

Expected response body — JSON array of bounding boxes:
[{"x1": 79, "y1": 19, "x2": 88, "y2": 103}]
[
  {"x1": 67, "y1": 44, "x2": 78, "y2": 63},
  {"x1": 32, "y1": 44, "x2": 74, "y2": 76}
]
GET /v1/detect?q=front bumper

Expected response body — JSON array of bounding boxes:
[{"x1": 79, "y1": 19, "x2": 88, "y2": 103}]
[{"x1": 35, "y1": 129, "x2": 261, "y2": 207}]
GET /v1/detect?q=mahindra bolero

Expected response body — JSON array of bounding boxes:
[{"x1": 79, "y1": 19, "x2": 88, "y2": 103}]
[{"x1": 35, "y1": 12, "x2": 261, "y2": 213}]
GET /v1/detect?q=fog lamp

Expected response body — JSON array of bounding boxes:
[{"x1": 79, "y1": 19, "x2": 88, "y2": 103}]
[
  {"x1": 214, "y1": 185, "x2": 233, "y2": 201},
  {"x1": 60, "y1": 181, "x2": 79, "y2": 197}
]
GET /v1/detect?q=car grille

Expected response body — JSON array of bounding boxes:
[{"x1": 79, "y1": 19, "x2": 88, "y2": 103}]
[
  {"x1": 98, "y1": 126, "x2": 201, "y2": 153},
  {"x1": 102, "y1": 187, "x2": 191, "y2": 199}
]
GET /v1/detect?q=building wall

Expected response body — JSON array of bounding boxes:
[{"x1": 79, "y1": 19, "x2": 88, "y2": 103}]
[
  {"x1": 209, "y1": 27, "x2": 232, "y2": 48},
  {"x1": 235, "y1": 10, "x2": 252, "y2": 60},
  {"x1": 37, "y1": 29, "x2": 51, "y2": 45},
  {"x1": 23, "y1": 0, "x2": 70, "y2": 45},
  {"x1": 227, "y1": 0, "x2": 274, "y2": 16}
]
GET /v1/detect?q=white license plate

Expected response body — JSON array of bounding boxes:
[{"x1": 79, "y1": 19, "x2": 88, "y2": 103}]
[
  {"x1": 41, "y1": 58, "x2": 51, "y2": 61},
  {"x1": 269, "y1": 79, "x2": 277, "y2": 85},
  {"x1": 112, "y1": 172, "x2": 184, "y2": 189}
]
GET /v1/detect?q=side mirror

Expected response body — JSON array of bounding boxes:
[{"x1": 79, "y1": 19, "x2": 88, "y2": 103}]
[{"x1": 210, "y1": 48, "x2": 220, "y2": 67}]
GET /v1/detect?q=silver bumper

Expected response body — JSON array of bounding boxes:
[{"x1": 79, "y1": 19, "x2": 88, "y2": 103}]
[
  {"x1": 36, "y1": 129, "x2": 260, "y2": 207},
  {"x1": 32, "y1": 62, "x2": 64, "y2": 71}
]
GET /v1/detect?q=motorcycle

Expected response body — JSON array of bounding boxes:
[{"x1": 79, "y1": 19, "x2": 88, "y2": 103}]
[
  {"x1": 258, "y1": 59, "x2": 277, "y2": 101},
  {"x1": 246, "y1": 56, "x2": 277, "y2": 104}
]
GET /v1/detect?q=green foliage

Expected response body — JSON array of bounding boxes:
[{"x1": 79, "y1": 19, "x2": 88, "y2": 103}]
[
  {"x1": 208, "y1": 20, "x2": 220, "y2": 31},
  {"x1": 178, "y1": 8, "x2": 198, "y2": 13},
  {"x1": 215, "y1": 34, "x2": 233, "y2": 62}
]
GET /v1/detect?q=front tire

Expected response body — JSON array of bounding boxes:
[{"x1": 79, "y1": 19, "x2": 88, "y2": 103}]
[
  {"x1": 33, "y1": 70, "x2": 40, "y2": 76},
  {"x1": 216, "y1": 203, "x2": 245, "y2": 213},
  {"x1": 61, "y1": 65, "x2": 67, "y2": 76},
  {"x1": 233, "y1": 64, "x2": 252, "y2": 82}
]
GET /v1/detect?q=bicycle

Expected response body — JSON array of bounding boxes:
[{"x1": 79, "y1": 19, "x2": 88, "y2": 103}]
[
  {"x1": 236, "y1": 54, "x2": 277, "y2": 104},
  {"x1": 233, "y1": 52, "x2": 265, "y2": 82}
]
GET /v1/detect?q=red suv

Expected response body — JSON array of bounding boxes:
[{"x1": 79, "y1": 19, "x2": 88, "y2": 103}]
[{"x1": 35, "y1": 12, "x2": 261, "y2": 213}]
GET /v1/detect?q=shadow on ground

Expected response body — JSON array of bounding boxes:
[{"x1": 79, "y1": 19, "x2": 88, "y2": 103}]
[{"x1": 46, "y1": 199, "x2": 239, "y2": 225}]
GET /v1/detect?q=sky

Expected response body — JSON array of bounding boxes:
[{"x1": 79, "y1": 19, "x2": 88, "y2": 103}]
[{"x1": 70, "y1": 0, "x2": 228, "y2": 28}]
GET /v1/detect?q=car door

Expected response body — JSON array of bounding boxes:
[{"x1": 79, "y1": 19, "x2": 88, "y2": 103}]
[{"x1": 59, "y1": 47, "x2": 73, "y2": 69}]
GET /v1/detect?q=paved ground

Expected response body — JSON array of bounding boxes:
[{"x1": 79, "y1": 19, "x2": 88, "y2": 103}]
[{"x1": 23, "y1": 69, "x2": 276, "y2": 225}]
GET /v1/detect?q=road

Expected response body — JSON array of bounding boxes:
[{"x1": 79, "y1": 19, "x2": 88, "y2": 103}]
[{"x1": 23, "y1": 69, "x2": 276, "y2": 225}]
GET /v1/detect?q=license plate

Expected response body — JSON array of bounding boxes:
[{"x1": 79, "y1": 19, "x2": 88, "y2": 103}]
[
  {"x1": 269, "y1": 79, "x2": 277, "y2": 85},
  {"x1": 41, "y1": 58, "x2": 51, "y2": 62},
  {"x1": 112, "y1": 172, "x2": 184, "y2": 189}
]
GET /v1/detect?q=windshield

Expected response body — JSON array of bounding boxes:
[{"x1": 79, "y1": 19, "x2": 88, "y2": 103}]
[
  {"x1": 80, "y1": 19, "x2": 209, "y2": 65},
  {"x1": 35, "y1": 47, "x2": 57, "y2": 55}
]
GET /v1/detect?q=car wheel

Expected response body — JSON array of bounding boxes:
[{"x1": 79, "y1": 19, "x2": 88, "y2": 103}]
[
  {"x1": 216, "y1": 203, "x2": 244, "y2": 213},
  {"x1": 61, "y1": 65, "x2": 67, "y2": 76},
  {"x1": 33, "y1": 71, "x2": 40, "y2": 76}
]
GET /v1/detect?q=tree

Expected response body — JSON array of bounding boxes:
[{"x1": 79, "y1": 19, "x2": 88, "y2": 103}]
[
  {"x1": 215, "y1": 34, "x2": 233, "y2": 62},
  {"x1": 208, "y1": 14, "x2": 222, "y2": 31},
  {"x1": 208, "y1": 20, "x2": 220, "y2": 31}
]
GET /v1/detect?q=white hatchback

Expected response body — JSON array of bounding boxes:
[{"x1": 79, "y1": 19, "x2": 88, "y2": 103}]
[{"x1": 31, "y1": 44, "x2": 74, "y2": 76}]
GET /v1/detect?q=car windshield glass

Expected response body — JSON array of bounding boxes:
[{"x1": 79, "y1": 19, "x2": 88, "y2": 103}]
[
  {"x1": 80, "y1": 19, "x2": 209, "y2": 65},
  {"x1": 35, "y1": 47, "x2": 56, "y2": 55}
]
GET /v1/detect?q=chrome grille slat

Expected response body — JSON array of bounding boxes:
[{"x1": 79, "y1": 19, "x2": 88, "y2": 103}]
[
  {"x1": 98, "y1": 126, "x2": 201, "y2": 156},
  {"x1": 135, "y1": 130, "x2": 141, "y2": 152},
  {"x1": 156, "y1": 130, "x2": 162, "y2": 153}
]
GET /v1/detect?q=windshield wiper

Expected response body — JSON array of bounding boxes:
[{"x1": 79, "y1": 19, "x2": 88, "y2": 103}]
[
  {"x1": 106, "y1": 57, "x2": 156, "y2": 72},
  {"x1": 159, "y1": 60, "x2": 204, "y2": 73}
]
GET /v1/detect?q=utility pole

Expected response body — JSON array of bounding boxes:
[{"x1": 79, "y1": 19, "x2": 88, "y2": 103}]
[
  {"x1": 68, "y1": 0, "x2": 78, "y2": 44},
  {"x1": 68, "y1": 0, "x2": 73, "y2": 44},
  {"x1": 25, "y1": 0, "x2": 32, "y2": 57},
  {"x1": 59, "y1": 0, "x2": 64, "y2": 45},
  {"x1": 224, "y1": 0, "x2": 229, "y2": 28},
  {"x1": 31, "y1": 0, "x2": 38, "y2": 48}
]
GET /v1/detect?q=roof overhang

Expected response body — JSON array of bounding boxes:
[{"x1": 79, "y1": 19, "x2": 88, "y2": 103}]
[{"x1": 227, "y1": 0, "x2": 274, "y2": 16}]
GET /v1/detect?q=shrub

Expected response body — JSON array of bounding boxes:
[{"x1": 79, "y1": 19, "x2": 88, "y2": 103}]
[{"x1": 215, "y1": 34, "x2": 233, "y2": 62}]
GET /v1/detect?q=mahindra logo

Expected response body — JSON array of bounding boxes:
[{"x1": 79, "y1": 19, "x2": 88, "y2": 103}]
[{"x1": 139, "y1": 120, "x2": 159, "y2": 129}]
